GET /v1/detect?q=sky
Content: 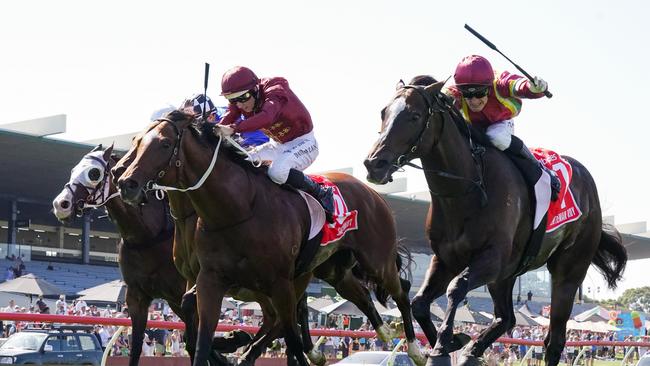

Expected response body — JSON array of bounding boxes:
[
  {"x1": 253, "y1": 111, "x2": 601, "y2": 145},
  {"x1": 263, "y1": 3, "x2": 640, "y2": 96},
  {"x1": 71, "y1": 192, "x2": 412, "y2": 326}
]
[{"x1": 0, "y1": 0, "x2": 648, "y2": 300}]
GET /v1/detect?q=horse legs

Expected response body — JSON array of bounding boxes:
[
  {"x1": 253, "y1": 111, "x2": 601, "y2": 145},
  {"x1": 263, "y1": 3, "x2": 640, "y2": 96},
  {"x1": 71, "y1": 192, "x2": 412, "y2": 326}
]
[
  {"x1": 270, "y1": 279, "x2": 310, "y2": 366},
  {"x1": 433, "y1": 253, "x2": 501, "y2": 361},
  {"x1": 544, "y1": 231, "x2": 598, "y2": 366},
  {"x1": 411, "y1": 255, "x2": 455, "y2": 350},
  {"x1": 125, "y1": 289, "x2": 152, "y2": 366},
  {"x1": 193, "y1": 271, "x2": 229, "y2": 366},
  {"x1": 458, "y1": 278, "x2": 517, "y2": 366},
  {"x1": 180, "y1": 285, "x2": 198, "y2": 363}
]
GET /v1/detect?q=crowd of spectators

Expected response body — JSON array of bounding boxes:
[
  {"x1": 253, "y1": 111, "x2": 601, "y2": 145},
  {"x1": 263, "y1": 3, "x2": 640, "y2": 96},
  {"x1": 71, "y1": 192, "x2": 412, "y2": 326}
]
[{"x1": 1, "y1": 297, "x2": 649, "y2": 362}]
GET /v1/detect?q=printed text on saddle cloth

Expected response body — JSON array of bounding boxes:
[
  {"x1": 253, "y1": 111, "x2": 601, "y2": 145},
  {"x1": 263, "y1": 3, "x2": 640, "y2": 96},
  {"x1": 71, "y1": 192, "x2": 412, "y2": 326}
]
[
  {"x1": 532, "y1": 148, "x2": 583, "y2": 232},
  {"x1": 308, "y1": 175, "x2": 359, "y2": 245}
]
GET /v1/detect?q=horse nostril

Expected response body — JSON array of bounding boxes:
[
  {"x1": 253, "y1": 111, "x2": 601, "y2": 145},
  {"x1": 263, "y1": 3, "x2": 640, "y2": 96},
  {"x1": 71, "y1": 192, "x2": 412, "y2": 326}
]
[{"x1": 60, "y1": 201, "x2": 70, "y2": 210}]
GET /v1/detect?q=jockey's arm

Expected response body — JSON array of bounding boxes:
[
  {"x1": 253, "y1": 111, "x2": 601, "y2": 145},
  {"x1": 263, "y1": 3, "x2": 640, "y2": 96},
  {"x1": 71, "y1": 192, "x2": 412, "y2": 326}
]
[
  {"x1": 234, "y1": 96, "x2": 283, "y2": 133},
  {"x1": 496, "y1": 71, "x2": 546, "y2": 99},
  {"x1": 219, "y1": 106, "x2": 242, "y2": 126}
]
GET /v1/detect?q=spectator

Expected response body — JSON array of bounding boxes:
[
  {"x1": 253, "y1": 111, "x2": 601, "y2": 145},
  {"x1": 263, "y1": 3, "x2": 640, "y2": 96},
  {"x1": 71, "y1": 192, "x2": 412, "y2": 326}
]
[
  {"x1": 5, "y1": 267, "x2": 14, "y2": 281},
  {"x1": 527, "y1": 290, "x2": 533, "y2": 301},
  {"x1": 1, "y1": 300, "x2": 17, "y2": 336},
  {"x1": 35, "y1": 295, "x2": 50, "y2": 314},
  {"x1": 46, "y1": 262, "x2": 54, "y2": 270},
  {"x1": 141, "y1": 333, "x2": 154, "y2": 356}
]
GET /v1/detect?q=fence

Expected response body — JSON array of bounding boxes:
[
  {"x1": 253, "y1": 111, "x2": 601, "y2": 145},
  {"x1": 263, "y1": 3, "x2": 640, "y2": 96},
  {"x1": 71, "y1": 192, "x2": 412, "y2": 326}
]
[{"x1": 1, "y1": 312, "x2": 649, "y2": 366}]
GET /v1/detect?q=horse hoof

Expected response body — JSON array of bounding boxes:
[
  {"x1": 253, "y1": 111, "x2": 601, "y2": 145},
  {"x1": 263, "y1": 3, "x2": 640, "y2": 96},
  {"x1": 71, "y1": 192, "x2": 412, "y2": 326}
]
[
  {"x1": 308, "y1": 349, "x2": 326, "y2": 366},
  {"x1": 457, "y1": 354, "x2": 484, "y2": 366},
  {"x1": 426, "y1": 355, "x2": 451, "y2": 366}
]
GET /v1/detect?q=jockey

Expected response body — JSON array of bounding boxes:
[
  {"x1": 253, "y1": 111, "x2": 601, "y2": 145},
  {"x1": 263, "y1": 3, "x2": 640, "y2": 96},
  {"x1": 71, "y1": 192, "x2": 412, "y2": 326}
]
[
  {"x1": 217, "y1": 66, "x2": 335, "y2": 220},
  {"x1": 180, "y1": 94, "x2": 269, "y2": 148},
  {"x1": 445, "y1": 55, "x2": 561, "y2": 203}
]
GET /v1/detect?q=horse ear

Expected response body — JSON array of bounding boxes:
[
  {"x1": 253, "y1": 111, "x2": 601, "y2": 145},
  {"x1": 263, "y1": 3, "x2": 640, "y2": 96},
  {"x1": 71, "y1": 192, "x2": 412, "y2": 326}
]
[
  {"x1": 102, "y1": 143, "x2": 114, "y2": 161},
  {"x1": 396, "y1": 79, "x2": 405, "y2": 90},
  {"x1": 424, "y1": 81, "x2": 445, "y2": 96},
  {"x1": 91, "y1": 144, "x2": 103, "y2": 153}
]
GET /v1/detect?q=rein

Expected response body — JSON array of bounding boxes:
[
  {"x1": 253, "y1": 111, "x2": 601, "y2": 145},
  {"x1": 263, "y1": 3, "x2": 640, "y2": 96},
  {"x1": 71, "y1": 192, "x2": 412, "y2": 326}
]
[
  {"x1": 145, "y1": 118, "x2": 261, "y2": 193},
  {"x1": 395, "y1": 85, "x2": 488, "y2": 205}
]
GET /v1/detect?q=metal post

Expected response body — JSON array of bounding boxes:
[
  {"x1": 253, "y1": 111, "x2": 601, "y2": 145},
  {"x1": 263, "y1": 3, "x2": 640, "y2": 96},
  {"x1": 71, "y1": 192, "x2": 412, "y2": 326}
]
[
  {"x1": 7, "y1": 200, "x2": 18, "y2": 257},
  {"x1": 82, "y1": 213, "x2": 91, "y2": 264}
]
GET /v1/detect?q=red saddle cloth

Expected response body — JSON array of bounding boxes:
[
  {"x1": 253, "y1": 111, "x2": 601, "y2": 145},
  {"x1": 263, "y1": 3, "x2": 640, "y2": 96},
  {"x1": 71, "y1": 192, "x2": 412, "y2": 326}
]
[
  {"x1": 308, "y1": 175, "x2": 359, "y2": 245},
  {"x1": 531, "y1": 148, "x2": 583, "y2": 232}
]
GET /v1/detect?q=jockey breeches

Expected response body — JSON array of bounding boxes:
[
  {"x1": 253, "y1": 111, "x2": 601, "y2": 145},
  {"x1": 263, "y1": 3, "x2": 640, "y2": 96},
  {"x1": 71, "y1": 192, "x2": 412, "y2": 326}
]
[
  {"x1": 249, "y1": 131, "x2": 319, "y2": 184},
  {"x1": 485, "y1": 119, "x2": 514, "y2": 151}
]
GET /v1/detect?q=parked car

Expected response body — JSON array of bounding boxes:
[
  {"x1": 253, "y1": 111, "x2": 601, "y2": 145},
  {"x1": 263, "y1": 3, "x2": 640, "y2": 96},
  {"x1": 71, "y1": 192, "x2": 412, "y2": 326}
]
[
  {"x1": 0, "y1": 325, "x2": 103, "y2": 365},
  {"x1": 331, "y1": 351, "x2": 416, "y2": 366}
]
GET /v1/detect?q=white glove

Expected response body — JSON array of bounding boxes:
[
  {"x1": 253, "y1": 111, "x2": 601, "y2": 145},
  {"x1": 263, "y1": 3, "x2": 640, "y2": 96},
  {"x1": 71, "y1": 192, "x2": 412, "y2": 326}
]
[
  {"x1": 213, "y1": 124, "x2": 235, "y2": 138},
  {"x1": 529, "y1": 77, "x2": 548, "y2": 94}
]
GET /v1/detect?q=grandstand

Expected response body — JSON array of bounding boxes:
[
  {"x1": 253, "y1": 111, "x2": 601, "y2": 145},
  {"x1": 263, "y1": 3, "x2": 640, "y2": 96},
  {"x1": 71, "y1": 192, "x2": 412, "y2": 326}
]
[
  {"x1": 0, "y1": 258, "x2": 120, "y2": 296},
  {"x1": 1, "y1": 115, "x2": 650, "y2": 305}
]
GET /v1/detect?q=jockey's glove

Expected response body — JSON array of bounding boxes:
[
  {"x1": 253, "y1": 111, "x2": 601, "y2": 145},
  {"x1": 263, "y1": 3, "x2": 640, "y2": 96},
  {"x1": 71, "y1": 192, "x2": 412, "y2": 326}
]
[
  {"x1": 214, "y1": 124, "x2": 235, "y2": 138},
  {"x1": 529, "y1": 77, "x2": 548, "y2": 93}
]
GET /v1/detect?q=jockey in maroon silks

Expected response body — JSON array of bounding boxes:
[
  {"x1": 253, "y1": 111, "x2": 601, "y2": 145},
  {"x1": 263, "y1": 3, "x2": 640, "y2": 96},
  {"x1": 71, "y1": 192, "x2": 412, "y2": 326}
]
[
  {"x1": 218, "y1": 66, "x2": 334, "y2": 221},
  {"x1": 445, "y1": 55, "x2": 561, "y2": 221}
]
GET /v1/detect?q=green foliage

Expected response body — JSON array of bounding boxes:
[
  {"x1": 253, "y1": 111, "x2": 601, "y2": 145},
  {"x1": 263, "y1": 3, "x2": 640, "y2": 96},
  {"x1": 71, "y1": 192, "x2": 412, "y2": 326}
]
[{"x1": 618, "y1": 286, "x2": 650, "y2": 312}]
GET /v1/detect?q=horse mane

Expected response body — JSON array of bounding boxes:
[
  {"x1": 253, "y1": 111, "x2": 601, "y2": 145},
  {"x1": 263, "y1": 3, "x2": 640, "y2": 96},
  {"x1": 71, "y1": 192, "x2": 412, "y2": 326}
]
[
  {"x1": 407, "y1": 74, "x2": 492, "y2": 148},
  {"x1": 163, "y1": 109, "x2": 268, "y2": 176}
]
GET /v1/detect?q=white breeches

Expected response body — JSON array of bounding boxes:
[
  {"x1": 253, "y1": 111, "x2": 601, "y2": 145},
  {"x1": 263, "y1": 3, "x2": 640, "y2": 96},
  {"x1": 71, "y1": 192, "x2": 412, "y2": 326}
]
[
  {"x1": 485, "y1": 119, "x2": 515, "y2": 151},
  {"x1": 249, "y1": 131, "x2": 319, "y2": 184}
]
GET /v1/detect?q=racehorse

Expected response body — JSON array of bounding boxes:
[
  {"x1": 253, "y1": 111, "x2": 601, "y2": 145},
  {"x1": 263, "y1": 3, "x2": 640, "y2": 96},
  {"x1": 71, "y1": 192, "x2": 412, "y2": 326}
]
[
  {"x1": 52, "y1": 145, "x2": 192, "y2": 366},
  {"x1": 364, "y1": 78, "x2": 627, "y2": 366},
  {"x1": 113, "y1": 110, "x2": 424, "y2": 366},
  {"x1": 52, "y1": 145, "x2": 306, "y2": 366}
]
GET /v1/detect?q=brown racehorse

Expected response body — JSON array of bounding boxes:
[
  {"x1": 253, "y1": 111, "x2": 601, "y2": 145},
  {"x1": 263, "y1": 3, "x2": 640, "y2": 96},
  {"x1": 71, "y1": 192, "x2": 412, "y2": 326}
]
[
  {"x1": 114, "y1": 110, "x2": 423, "y2": 366},
  {"x1": 364, "y1": 77, "x2": 627, "y2": 366}
]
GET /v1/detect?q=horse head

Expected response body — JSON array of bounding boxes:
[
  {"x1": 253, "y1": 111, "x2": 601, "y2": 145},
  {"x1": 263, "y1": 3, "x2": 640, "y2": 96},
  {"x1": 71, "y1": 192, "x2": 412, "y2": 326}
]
[
  {"x1": 364, "y1": 78, "x2": 447, "y2": 184},
  {"x1": 52, "y1": 144, "x2": 115, "y2": 222},
  {"x1": 114, "y1": 110, "x2": 207, "y2": 206}
]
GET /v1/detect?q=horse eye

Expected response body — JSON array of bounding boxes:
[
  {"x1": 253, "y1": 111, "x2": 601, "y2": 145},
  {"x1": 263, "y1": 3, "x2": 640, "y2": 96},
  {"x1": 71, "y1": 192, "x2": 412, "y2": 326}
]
[
  {"x1": 162, "y1": 140, "x2": 172, "y2": 149},
  {"x1": 87, "y1": 167, "x2": 102, "y2": 182},
  {"x1": 411, "y1": 113, "x2": 421, "y2": 121}
]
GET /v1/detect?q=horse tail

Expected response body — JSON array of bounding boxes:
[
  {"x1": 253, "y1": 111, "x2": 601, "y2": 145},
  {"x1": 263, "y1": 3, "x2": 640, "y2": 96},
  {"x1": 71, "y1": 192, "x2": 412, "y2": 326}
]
[
  {"x1": 372, "y1": 239, "x2": 414, "y2": 307},
  {"x1": 591, "y1": 223, "x2": 627, "y2": 289},
  {"x1": 396, "y1": 239, "x2": 414, "y2": 283}
]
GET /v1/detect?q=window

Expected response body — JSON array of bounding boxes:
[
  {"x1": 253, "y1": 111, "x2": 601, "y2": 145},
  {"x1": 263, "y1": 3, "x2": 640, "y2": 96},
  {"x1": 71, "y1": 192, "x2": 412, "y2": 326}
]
[
  {"x1": 44, "y1": 336, "x2": 62, "y2": 352},
  {"x1": 61, "y1": 335, "x2": 80, "y2": 351},
  {"x1": 79, "y1": 335, "x2": 99, "y2": 351}
]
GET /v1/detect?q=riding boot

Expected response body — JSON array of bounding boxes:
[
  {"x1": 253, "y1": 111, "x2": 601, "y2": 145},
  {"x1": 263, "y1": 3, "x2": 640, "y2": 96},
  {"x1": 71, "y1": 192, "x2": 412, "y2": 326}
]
[
  {"x1": 287, "y1": 168, "x2": 335, "y2": 223},
  {"x1": 505, "y1": 136, "x2": 561, "y2": 202}
]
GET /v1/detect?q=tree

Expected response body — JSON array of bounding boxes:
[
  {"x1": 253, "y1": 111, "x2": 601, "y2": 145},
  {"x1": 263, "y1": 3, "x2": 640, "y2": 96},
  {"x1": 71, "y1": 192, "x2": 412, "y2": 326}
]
[{"x1": 618, "y1": 287, "x2": 650, "y2": 313}]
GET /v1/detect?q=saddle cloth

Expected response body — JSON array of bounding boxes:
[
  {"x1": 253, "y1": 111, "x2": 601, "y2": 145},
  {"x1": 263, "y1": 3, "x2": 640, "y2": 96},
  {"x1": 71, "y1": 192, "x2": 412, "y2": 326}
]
[
  {"x1": 298, "y1": 175, "x2": 359, "y2": 245},
  {"x1": 532, "y1": 148, "x2": 583, "y2": 232}
]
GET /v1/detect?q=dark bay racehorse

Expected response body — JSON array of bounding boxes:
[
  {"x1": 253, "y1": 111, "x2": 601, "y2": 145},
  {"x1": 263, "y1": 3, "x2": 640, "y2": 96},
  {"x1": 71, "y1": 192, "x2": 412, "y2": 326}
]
[
  {"x1": 52, "y1": 146, "x2": 191, "y2": 366},
  {"x1": 113, "y1": 110, "x2": 423, "y2": 366},
  {"x1": 364, "y1": 78, "x2": 627, "y2": 366},
  {"x1": 53, "y1": 146, "x2": 302, "y2": 365}
]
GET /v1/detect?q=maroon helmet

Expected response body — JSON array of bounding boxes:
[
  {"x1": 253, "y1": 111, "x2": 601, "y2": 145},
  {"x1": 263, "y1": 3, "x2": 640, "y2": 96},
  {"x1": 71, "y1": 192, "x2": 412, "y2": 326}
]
[
  {"x1": 454, "y1": 55, "x2": 494, "y2": 86},
  {"x1": 221, "y1": 66, "x2": 259, "y2": 99}
]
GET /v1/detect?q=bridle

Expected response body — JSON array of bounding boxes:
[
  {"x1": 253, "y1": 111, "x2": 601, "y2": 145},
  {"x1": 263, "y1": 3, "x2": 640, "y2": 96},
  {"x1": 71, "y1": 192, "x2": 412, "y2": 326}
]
[
  {"x1": 391, "y1": 85, "x2": 488, "y2": 205},
  {"x1": 143, "y1": 116, "x2": 261, "y2": 193},
  {"x1": 66, "y1": 154, "x2": 119, "y2": 216},
  {"x1": 144, "y1": 117, "x2": 222, "y2": 193}
]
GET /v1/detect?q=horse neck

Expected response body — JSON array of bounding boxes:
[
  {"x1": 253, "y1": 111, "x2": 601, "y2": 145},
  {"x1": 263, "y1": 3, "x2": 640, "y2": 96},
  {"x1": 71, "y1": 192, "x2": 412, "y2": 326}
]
[
  {"x1": 420, "y1": 112, "x2": 481, "y2": 217},
  {"x1": 105, "y1": 183, "x2": 163, "y2": 245},
  {"x1": 179, "y1": 141, "x2": 254, "y2": 228}
]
